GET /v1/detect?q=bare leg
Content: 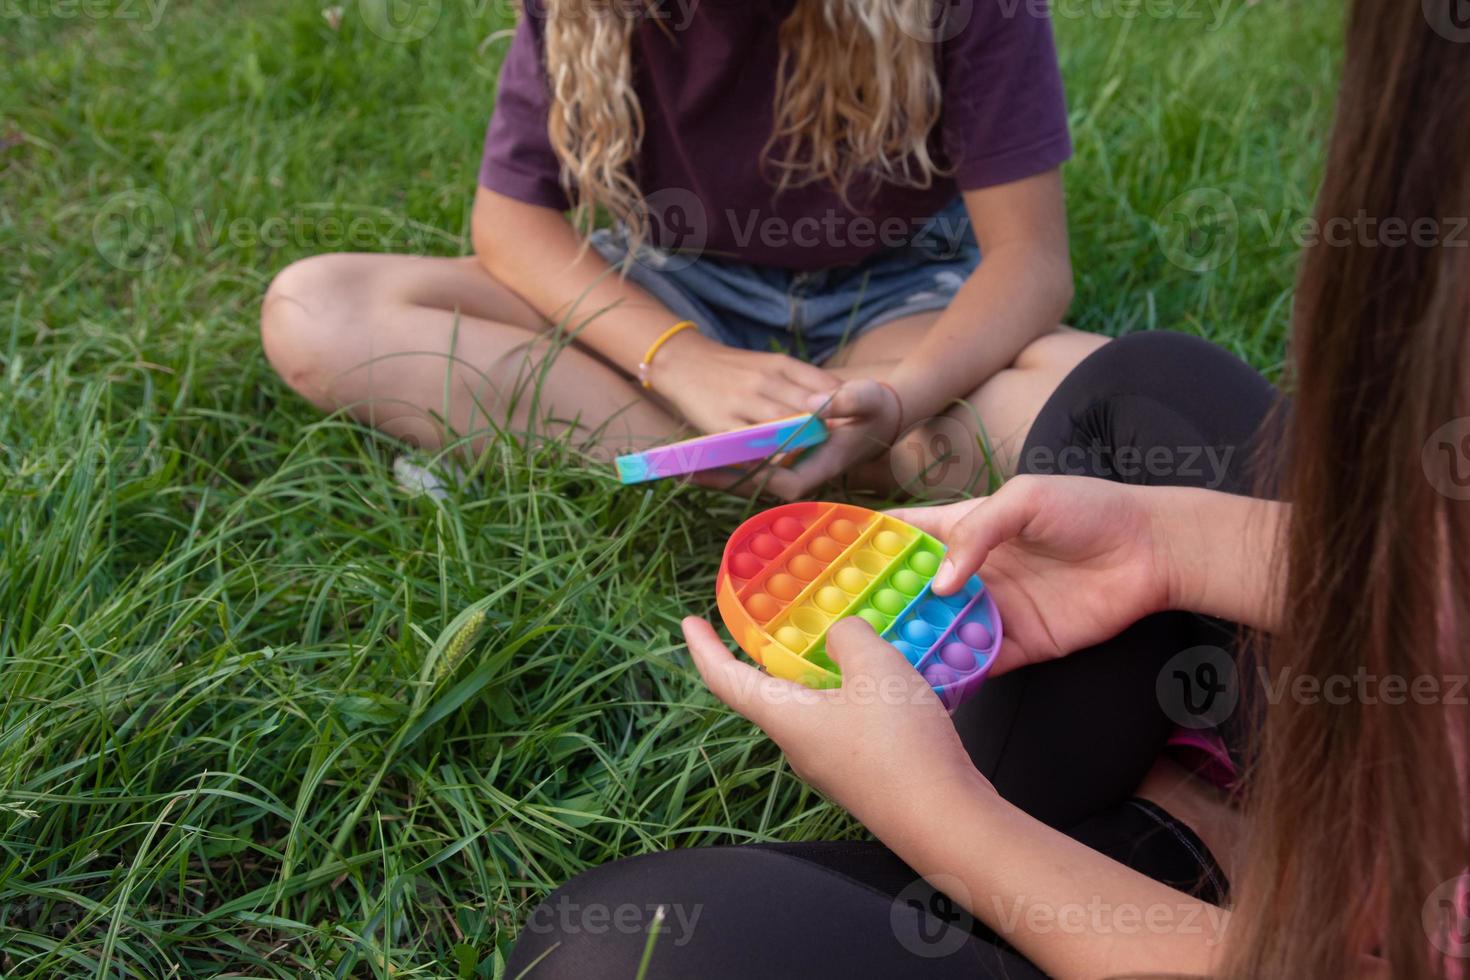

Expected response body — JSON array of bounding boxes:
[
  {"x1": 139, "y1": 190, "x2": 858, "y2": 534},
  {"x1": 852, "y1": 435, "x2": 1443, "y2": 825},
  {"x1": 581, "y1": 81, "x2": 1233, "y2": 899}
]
[
  {"x1": 826, "y1": 316, "x2": 1109, "y2": 498},
  {"x1": 260, "y1": 253, "x2": 681, "y2": 453}
]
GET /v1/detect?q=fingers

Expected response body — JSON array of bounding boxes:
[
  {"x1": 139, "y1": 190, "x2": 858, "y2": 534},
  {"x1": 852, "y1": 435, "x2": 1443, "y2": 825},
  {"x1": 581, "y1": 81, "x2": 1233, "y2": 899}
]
[
  {"x1": 759, "y1": 381, "x2": 824, "y2": 418},
  {"x1": 688, "y1": 466, "x2": 761, "y2": 497},
  {"x1": 886, "y1": 498, "x2": 986, "y2": 541},
  {"x1": 781, "y1": 358, "x2": 841, "y2": 397},
  {"x1": 727, "y1": 399, "x2": 797, "y2": 426},
  {"x1": 931, "y1": 478, "x2": 1043, "y2": 594},
  {"x1": 682, "y1": 617, "x2": 804, "y2": 731},
  {"x1": 761, "y1": 438, "x2": 849, "y2": 500},
  {"x1": 804, "y1": 378, "x2": 886, "y2": 421},
  {"x1": 824, "y1": 618, "x2": 923, "y2": 685}
]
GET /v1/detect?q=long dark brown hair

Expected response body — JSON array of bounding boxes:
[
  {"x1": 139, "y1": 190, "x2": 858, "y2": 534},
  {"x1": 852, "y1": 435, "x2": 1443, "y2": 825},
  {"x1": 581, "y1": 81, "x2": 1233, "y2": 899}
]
[{"x1": 1224, "y1": 0, "x2": 1470, "y2": 975}]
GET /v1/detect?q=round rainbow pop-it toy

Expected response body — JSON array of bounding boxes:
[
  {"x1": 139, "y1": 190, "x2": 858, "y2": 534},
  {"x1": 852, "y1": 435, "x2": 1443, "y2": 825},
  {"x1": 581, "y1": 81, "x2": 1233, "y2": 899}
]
[{"x1": 716, "y1": 502, "x2": 1002, "y2": 709}]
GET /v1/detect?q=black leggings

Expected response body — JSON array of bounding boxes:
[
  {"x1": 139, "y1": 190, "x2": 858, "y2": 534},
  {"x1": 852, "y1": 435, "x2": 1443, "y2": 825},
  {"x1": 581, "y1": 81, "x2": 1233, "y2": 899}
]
[{"x1": 506, "y1": 333, "x2": 1280, "y2": 979}]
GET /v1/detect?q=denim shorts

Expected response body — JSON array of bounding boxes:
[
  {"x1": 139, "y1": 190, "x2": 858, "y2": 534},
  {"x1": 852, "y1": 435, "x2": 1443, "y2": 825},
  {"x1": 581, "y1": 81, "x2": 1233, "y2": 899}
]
[{"x1": 589, "y1": 197, "x2": 980, "y2": 364}]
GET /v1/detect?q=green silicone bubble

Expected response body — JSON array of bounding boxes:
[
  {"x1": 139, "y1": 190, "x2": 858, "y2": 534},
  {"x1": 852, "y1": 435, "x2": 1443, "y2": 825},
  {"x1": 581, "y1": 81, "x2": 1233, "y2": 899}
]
[
  {"x1": 909, "y1": 550, "x2": 941, "y2": 577},
  {"x1": 891, "y1": 569, "x2": 924, "y2": 595},
  {"x1": 873, "y1": 588, "x2": 906, "y2": 614}
]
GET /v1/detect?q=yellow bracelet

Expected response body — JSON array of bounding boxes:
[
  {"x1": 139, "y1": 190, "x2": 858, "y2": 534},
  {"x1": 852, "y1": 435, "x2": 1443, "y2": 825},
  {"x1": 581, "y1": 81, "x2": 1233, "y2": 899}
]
[{"x1": 637, "y1": 320, "x2": 697, "y2": 390}]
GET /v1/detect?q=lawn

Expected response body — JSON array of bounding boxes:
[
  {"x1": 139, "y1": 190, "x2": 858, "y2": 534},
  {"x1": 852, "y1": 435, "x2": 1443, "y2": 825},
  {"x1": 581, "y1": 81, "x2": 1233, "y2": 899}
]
[{"x1": 1, "y1": 0, "x2": 1338, "y2": 976}]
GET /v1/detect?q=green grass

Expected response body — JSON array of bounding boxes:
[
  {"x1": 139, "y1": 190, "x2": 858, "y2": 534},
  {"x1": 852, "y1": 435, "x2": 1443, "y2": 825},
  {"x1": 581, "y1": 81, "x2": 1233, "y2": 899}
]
[{"x1": 2, "y1": 0, "x2": 1338, "y2": 976}]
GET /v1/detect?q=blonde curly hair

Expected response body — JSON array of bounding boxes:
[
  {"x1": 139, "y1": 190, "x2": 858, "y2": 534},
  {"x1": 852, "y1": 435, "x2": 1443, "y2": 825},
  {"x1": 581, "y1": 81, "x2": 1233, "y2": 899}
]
[{"x1": 541, "y1": 0, "x2": 945, "y2": 249}]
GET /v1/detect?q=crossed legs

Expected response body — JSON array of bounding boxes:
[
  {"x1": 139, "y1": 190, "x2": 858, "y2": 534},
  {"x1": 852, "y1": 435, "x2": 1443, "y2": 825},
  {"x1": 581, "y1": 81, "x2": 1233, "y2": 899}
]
[{"x1": 260, "y1": 251, "x2": 1104, "y2": 493}]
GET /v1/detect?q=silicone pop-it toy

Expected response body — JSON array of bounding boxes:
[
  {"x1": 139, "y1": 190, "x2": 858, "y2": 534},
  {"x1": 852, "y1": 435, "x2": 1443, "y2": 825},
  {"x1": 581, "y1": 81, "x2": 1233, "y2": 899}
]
[
  {"x1": 615, "y1": 414, "x2": 827, "y2": 484},
  {"x1": 716, "y1": 502, "x2": 1002, "y2": 709}
]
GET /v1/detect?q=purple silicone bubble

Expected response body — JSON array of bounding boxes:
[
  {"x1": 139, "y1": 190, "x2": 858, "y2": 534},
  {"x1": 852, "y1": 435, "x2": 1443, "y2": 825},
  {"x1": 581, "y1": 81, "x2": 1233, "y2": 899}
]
[
  {"x1": 932, "y1": 587, "x2": 1003, "y2": 711},
  {"x1": 940, "y1": 642, "x2": 976, "y2": 671},
  {"x1": 958, "y1": 620, "x2": 993, "y2": 650},
  {"x1": 923, "y1": 663, "x2": 959, "y2": 689}
]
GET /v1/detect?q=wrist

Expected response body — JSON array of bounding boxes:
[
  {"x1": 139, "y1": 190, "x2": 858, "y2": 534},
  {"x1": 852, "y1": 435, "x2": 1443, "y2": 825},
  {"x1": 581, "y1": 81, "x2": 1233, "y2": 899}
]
[
  {"x1": 645, "y1": 324, "x2": 713, "y2": 389},
  {"x1": 1143, "y1": 486, "x2": 1196, "y2": 615},
  {"x1": 867, "y1": 766, "x2": 1004, "y2": 862}
]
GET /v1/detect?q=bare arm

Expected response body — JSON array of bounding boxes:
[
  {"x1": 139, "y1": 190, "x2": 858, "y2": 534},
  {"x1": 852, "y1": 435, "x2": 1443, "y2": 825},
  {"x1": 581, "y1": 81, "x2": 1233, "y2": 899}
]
[
  {"x1": 472, "y1": 187, "x2": 687, "y2": 377},
  {"x1": 1155, "y1": 487, "x2": 1287, "y2": 633},
  {"x1": 685, "y1": 616, "x2": 1229, "y2": 979},
  {"x1": 886, "y1": 171, "x2": 1074, "y2": 425},
  {"x1": 891, "y1": 780, "x2": 1230, "y2": 979},
  {"x1": 472, "y1": 188, "x2": 838, "y2": 431}
]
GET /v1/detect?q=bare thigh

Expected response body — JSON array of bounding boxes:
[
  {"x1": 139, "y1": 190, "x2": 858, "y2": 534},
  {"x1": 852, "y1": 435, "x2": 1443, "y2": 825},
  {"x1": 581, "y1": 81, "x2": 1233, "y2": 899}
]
[{"x1": 261, "y1": 253, "x2": 681, "y2": 452}]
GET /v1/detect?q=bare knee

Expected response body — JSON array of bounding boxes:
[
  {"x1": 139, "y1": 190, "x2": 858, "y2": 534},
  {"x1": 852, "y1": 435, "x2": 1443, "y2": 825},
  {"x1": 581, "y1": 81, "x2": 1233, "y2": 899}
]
[
  {"x1": 1012, "y1": 326, "x2": 1109, "y2": 374},
  {"x1": 260, "y1": 253, "x2": 369, "y2": 409}
]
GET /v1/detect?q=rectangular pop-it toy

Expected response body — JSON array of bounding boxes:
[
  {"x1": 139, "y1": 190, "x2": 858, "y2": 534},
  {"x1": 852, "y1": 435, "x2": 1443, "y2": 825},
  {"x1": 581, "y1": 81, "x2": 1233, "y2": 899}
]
[
  {"x1": 716, "y1": 502, "x2": 1001, "y2": 710},
  {"x1": 615, "y1": 414, "x2": 827, "y2": 484}
]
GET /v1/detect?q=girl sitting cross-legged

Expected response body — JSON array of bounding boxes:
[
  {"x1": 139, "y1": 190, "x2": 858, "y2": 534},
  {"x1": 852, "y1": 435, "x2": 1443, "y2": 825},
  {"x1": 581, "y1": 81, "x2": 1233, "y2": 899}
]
[{"x1": 261, "y1": 0, "x2": 1106, "y2": 498}]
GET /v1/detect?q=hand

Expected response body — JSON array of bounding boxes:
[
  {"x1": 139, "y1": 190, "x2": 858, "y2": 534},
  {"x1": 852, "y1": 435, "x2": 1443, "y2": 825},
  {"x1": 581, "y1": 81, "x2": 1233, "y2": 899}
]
[
  {"x1": 694, "y1": 378, "x2": 902, "y2": 500},
  {"x1": 683, "y1": 616, "x2": 991, "y2": 835},
  {"x1": 894, "y1": 475, "x2": 1173, "y2": 675},
  {"x1": 652, "y1": 331, "x2": 839, "y2": 434}
]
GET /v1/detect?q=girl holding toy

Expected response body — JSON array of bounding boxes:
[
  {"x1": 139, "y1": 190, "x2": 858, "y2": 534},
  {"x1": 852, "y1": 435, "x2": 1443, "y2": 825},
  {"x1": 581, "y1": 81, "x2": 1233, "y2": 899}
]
[
  {"x1": 507, "y1": 0, "x2": 1469, "y2": 975},
  {"x1": 262, "y1": 0, "x2": 1104, "y2": 498}
]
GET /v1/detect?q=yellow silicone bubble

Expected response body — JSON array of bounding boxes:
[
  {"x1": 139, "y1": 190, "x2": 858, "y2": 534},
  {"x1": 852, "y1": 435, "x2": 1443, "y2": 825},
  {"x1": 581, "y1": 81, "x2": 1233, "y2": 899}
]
[
  {"x1": 853, "y1": 550, "x2": 887, "y2": 575},
  {"x1": 835, "y1": 567, "x2": 867, "y2": 593},
  {"x1": 791, "y1": 607, "x2": 829, "y2": 633},
  {"x1": 788, "y1": 554, "x2": 823, "y2": 580},
  {"x1": 809, "y1": 536, "x2": 845, "y2": 562},
  {"x1": 767, "y1": 574, "x2": 801, "y2": 600},
  {"x1": 816, "y1": 586, "x2": 848, "y2": 613},
  {"x1": 748, "y1": 592, "x2": 780, "y2": 621},
  {"x1": 775, "y1": 625, "x2": 806, "y2": 650},
  {"x1": 873, "y1": 530, "x2": 905, "y2": 556}
]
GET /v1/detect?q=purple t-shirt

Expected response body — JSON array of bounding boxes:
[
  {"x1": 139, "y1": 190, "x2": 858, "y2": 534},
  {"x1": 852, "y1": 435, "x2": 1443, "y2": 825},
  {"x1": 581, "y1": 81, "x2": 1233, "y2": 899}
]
[{"x1": 480, "y1": 0, "x2": 1072, "y2": 270}]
